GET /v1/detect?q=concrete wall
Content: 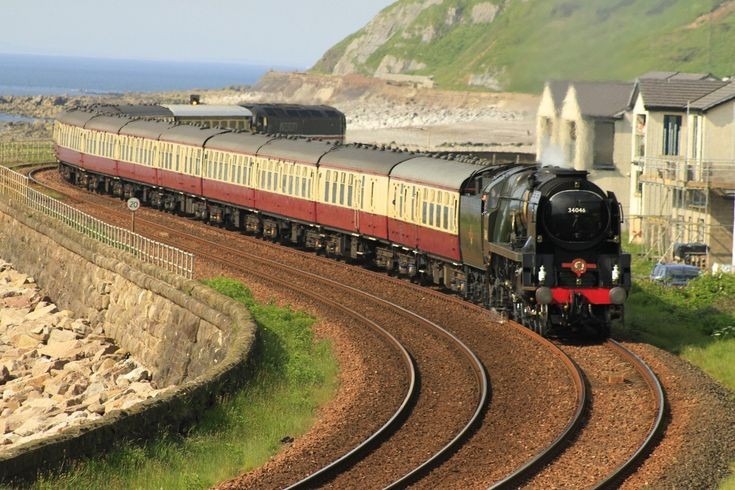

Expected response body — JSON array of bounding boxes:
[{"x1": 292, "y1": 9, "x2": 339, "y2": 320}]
[{"x1": 0, "y1": 200, "x2": 257, "y2": 481}]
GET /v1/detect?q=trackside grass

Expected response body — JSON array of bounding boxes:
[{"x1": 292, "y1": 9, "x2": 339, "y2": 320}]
[
  {"x1": 619, "y1": 242, "x2": 735, "y2": 489},
  {"x1": 32, "y1": 277, "x2": 338, "y2": 489}
]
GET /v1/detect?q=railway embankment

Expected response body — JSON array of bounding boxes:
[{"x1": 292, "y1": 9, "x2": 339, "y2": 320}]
[{"x1": 0, "y1": 199, "x2": 257, "y2": 481}]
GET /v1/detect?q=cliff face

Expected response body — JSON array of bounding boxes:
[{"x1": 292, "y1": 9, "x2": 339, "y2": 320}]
[
  {"x1": 313, "y1": 0, "x2": 507, "y2": 88},
  {"x1": 311, "y1": 0, "x2": 735, "y2": 92}
]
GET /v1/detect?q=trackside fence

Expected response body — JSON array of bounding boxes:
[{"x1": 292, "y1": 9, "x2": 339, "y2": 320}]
[
  {"x1": 0, "y1": 140, "x2": 55, "y2": 164},
  {"x1": 0, "y1": 164, "x2": 194, "y2": 279}
]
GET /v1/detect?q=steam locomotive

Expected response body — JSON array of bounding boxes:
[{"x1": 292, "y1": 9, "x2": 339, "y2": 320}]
[{"x1": 53, "y1": 108, "x2": 630, "y2": 336}]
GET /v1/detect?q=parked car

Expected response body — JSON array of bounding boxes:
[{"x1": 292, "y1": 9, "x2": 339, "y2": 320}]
[{"x1": 650, "y1": 263, "x2": 701, "y2": 286}]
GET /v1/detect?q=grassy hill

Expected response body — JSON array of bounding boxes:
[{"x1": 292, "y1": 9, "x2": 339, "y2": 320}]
[{"x1": 312, "y1": 0, "x2": 735, "y2": 92}]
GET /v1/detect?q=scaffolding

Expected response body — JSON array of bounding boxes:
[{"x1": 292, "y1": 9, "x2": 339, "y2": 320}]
[{"x1": 639, "y1": 156, "x2": 735, "y2": 268}]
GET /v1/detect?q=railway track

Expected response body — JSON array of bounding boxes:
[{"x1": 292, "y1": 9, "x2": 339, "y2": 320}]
[
  {"x1": 30, "y1": 167, "x2": 665, "y2": 487},
  {"x1": 31, "y1": 167, "x2": 492, "y2": 487},
  {"x1": 517, "y1": 338, "x2": 666, "y2": 489}
]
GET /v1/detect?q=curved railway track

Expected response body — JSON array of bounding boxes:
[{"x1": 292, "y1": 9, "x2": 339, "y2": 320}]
[
  {"x1": 29, "y1": 166, "x2": 665, "y2": 487},
  {"x1": 29, "y1": 167, "x2": 492, "y2": 487},
  {"x1": 517, "y1": 338, "x2": 666, "y2": 489}
]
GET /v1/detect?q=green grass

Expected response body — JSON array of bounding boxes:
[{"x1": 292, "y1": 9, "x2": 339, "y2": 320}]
[
  {"x1": 312, "y1": 0, "x2": 735, "y2": 92},
  {"x1": 620, "y1": 240, "x2": 735, "y2": 488},
  {"x1": 32, "y1": 277, "x2": 338, "y2": 489}
]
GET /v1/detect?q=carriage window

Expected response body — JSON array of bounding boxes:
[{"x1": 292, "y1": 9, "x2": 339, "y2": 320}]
[
  {"x1": 339, "y1": 173, "x2": 345, "y2": 204},
  {"x1": 452, "y1": 199, "x2": 458, "y2": 231},
  {"x1": 429, "y1": 203, "x2": 435, "y2": 227},
  {"x1": 289, "y1": 174, "x2": 294, "y2": 195},
  {"x1": 324, "y1": 170, "x2": 330, "y2": 201},
  {"x1": 347, "y1": 174, "x2": 353, "y2": 207}
]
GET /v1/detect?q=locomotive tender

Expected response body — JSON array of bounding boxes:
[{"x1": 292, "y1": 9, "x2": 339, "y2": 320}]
[
  {"x1": 88, "y1": 102, "x2": 346, "y2": 141},
  {"x1": 53, "y1": 108, "x2": 630, "y2": 336}
]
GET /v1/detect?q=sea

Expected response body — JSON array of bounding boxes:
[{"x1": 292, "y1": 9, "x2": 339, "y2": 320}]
[{"x1": 0, "y1": 53, "x2": 288, "y2": 96}]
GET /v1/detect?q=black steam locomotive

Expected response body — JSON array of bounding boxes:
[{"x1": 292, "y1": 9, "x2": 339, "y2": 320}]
[{"x1": 467, "y1": 164, "x2": 630, "y2": 336}]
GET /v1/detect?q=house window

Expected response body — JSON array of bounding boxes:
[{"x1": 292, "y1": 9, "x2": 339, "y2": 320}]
[
  {"x1": 635, "y1": 114, "x2": 646, "y2": 158},
  {"x1": 593, "y1": 121, "x2": 615, "y2": 168},
  {"x1": 662, "y1": 115, "x2": 682, "y2": 156},
  {"x1": 691, "y1": 115, "x2": 701, "y2": 160}
]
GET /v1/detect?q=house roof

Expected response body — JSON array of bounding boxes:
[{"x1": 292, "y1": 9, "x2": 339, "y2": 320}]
[
  {"x1": 689, "y1": 81, "x2": 735, "y2": 111},
  {"x1": 547, "y1": 81, "x2": 570, "y2": 110},
  {"x1": 634, "y1": 78, "x2": 728, "y2": 110},
  {"x1": 571, "y1": 81, "x2": 635, "y2": 118},
  {"x1": 639, "y1": 71, "x2": 718, "y2": 81}
]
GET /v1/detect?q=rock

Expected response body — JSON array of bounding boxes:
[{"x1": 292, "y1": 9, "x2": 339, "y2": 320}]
[
  {"x1": 38, "y1": 340, "x2": 83, "y2": 360},
  {"x1": 88, "y1": 402, "x2": 105, "y2": 415},
  {"x1": 12, "y1": 334, "x2": 39, "y2": 350},
  {"x1": 94, "y1": 357, "x2": 117, "y2": 374},
  {"x1": 14, "y1": 417, "x2": 45, "y2": 437},
  {"x1": 70, "y1": 318, "x2": 91, "y2": 336},
  {"x1": 0, "y1": 261, "x2": 165, "y2": 454},
  {"x1": 0, "y1": 365, "x2": 11, "y2": 384},
  {"x1": 43, "y1": 377, "x2": 70, "y2": 397},
  {"x1": 92, "y1": 344, "x2": 117, "y2": 362},
  {"x1": 25, "y1": 302, "x2": 57, "y2": 320},
  {"x1": 120, "y1": 367, "x2": 150, "y2": 383},
  {"x1": 31, "y1": 358, "x2": 66, "y2": 377},
  {"x1": 127, "y1": 381, "x2": 154, "y2": 397},
  {"x1": 48, "y1": 328, "x2": 78, "y2": 343},
  {"x1": 30, "y1": 324, "x2": 51, "y2": 341},
  {"x1": 0, "y1": 309, "x2": 27, "y2": 329},
  {"x1": 24, "y1": 397, "x2": 56, "y2": 413}
]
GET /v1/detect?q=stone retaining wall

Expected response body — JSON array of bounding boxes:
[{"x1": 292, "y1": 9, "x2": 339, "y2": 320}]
[{"x1": 0, "y1": 200, "x2": 257, "y2": 481}]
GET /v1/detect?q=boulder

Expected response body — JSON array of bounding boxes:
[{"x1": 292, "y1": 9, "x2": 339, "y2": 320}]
[
  {"x1": 0, "y1": 365, "x2": 11, "y2": 384},
  {"x1": 39, "y1": 340, "x2": 83, "y2": 360}
]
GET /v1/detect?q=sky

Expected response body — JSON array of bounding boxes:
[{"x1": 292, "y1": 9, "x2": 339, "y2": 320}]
[{"x1": 2, "y1": 0, "x2": 395, "y2": 69}]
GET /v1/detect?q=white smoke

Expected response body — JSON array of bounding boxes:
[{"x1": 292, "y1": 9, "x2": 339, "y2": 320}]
[{"x1": 539, "y1": 144, "x2": 572, "y2": 168}]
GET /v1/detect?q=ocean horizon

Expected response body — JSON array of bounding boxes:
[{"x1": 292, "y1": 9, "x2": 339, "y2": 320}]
[{"x1": 0, "y1": 53, "x2": 294, "y2": 96}]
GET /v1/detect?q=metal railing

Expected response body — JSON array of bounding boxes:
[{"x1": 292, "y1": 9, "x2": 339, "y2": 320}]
[
  {"x1": 0, "y1": 140, "x2": 55, "y2": 165},
  {"x1": 641, "y1": 156, "x2": 735, "y2": 188},
  {"x1": 0, "y1": 165, "x2": 194, "y2": 279}
]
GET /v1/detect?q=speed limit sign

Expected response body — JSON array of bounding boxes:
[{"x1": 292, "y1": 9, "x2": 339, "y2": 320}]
[{"x1": 127, "y1": 197, "x2": 141, "y2": 211}]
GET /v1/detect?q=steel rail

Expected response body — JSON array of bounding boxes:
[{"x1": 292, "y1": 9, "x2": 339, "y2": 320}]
[
  {"x1": 486, "y1": 327, "x2": 587, "y2": 489},
  {"x1": 591, "y1": 339, "x2": 666, "y2": 489}
]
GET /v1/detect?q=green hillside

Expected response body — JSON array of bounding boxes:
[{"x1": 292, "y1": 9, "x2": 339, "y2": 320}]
[{"x1": 312, "y1": 0, "x2": 735, "y2": 92}]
